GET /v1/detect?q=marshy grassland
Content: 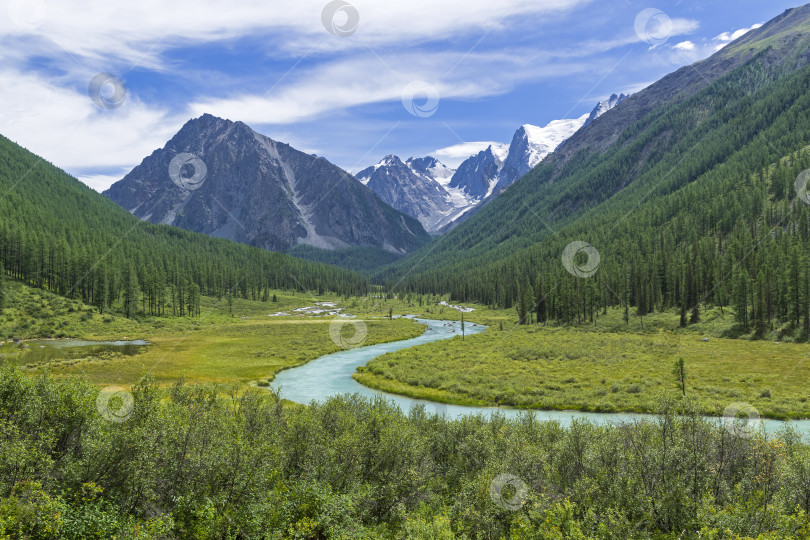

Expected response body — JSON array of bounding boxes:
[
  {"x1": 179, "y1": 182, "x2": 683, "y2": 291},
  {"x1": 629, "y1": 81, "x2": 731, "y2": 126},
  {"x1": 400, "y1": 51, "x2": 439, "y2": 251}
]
[
  {"x1": 0, "y1": 281, "x2": 424, "y2": 386},
  {"x1": 356, "y1": 306, "x2": 810, "y2": 420},
  {"x1": 3, "y1": 281, "x2": 809, "y2": 420}
]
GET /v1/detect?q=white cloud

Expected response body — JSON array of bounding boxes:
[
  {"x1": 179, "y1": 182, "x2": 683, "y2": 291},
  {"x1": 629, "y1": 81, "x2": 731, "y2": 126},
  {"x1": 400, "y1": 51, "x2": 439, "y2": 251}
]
[
  {"x1": 668, "y1": 18, "x2": 701, "y2": 38},
  {"x1": 0, "y1": 0, "x2": 595, "y2": 187},
  {"x1": 76, "y1": 172, "x2": 131, "y2": 192},
  {"x1": 664, "y1": 22, "x2": 764, "y2": 63},
  {"x1": 0, "y1": 67, "x2": 181, "y2": 178},
  {"x1": 715, "y1": 23, "x2": 763, "y2": 45},
  {"x1": 0, "y1": 0, "x2": 733, "y2": 191},
  {"x1": 189, "y1": 50, "x2": 589, "y2": 125},
  {"x1": 0, "y1": 0, "x2": 592, "y2": 67},
  {"x1": 434, "y1": 141, "x2": 498, "y2": 167}
]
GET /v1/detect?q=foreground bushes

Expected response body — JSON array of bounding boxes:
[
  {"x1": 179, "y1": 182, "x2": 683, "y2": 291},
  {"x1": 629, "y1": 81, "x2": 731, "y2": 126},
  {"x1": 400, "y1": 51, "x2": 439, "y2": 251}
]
[{"x1": 1, "y1": 367, "x2": 810, "y2": 538}]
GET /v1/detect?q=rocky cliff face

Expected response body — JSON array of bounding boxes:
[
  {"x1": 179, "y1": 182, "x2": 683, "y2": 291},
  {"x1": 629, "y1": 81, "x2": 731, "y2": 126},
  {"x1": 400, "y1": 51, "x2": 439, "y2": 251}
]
[
  {"x1": 356, "y1": 155, "x2": 461, "y2": 232},
  {"x1": 354, "y1": 96, "x2": 626, "y2": 235},
  {"x1": 104, "y1": 114, "x2": 429, "y2": 253},
  {"x1": 582, "y1": 93, "x2": 627, "y2": 127},
  {"x1": 447, "y1": 144, "x2": 509, "y2": 200}
]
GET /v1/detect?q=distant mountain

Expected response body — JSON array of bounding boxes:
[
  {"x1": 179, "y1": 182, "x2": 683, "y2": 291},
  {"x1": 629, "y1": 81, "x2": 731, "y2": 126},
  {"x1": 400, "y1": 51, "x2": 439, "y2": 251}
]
[
  {"x1": 355, "y1": 155, "x2": 457, "y2": 232},
  {"x1": 494, "y1": 115, "x2": 590, "y2": 192},
  {"x1": 407, "y1": 156, "x2": 455, "y2": 186},
  {"x1": 104, "y1": 115, "x2": 429, "y2": 254},
  {"x1": 447, "y1": 144, "x2": 509, "y2": 200},
  {"x1": 582, "y1": 93, "x2": 627, "y2": 127},
  {"x1": 0, "y1": 132, "x2": 370, "y2": 316},
  {"x1": 358, "y1": 97, "x2": 624, "y2": 236},
  {"x1": 448, "y1": 100, "x2": 627, "y2": 203}
]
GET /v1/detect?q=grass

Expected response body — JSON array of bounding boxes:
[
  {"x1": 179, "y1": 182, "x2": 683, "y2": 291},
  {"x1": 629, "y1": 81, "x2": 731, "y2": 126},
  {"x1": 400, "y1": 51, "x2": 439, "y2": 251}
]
[
  {"x1": 0, "y1": 281, "x2": 424, "y2": 386},
  {"x1": 356, "y1": 306, "x2": 810, "y2": 420},
  {"x1": 5, "y1": 281, "x2": 810, "y2": 419}
]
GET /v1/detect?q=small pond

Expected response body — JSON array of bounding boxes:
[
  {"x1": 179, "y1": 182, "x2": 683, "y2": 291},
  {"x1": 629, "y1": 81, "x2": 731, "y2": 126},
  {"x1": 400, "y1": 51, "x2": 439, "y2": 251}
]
[{"x1": 0, "y1": 339, "x2": 149, "y2": 364}]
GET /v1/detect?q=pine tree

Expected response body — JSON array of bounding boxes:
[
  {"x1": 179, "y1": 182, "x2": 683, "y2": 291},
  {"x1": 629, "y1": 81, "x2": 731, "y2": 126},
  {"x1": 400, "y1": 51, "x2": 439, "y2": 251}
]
[
  {"x1": 803, "y1": 262, "x2": 810, "y2": 338},
  {"x1": 755, "y1": 271, "x2": 768, "y2": 337},
  {"x1": 94, "y1": 265, "x2": 109, "y2": 314},
  {"x1": 226, "y1": 290, "x2": 234, "y2": 317},
  {"x1": 690, "y1": 302, "x2": 700, "y2": 325},
  {"x1": 534, "y1": 276, "x2": 547, "y2": 324},
  {"x1": 0, "y1": 261, "x2": 5, "y2": 314},
  {"x1": 186, "y1": 282, "x2": 201, "y2": 317},
  {"x1": 122, "y1": 263, "x2": 140, "y2": 319},
  {"x1": 734, "y1": 270, "x2": 749, "y2": 330},
  {"x1": 636, "y1": 281, "x2": 648, "y2": 330}
]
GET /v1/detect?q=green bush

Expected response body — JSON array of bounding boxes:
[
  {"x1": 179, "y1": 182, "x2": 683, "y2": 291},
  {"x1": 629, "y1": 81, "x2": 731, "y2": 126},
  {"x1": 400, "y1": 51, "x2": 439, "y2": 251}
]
[{"x1": 0, "y1": 367, "x2": 809, "y2": 537}]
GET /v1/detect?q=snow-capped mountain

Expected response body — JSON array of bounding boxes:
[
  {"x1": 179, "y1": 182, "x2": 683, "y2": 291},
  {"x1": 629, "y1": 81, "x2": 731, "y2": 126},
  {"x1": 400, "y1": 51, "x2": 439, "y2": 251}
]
[
  {"x1": 583, "y1": 93, "x2": 627, "y2": 127},
  {"x1": 356, "y1": 156, "x2": 465, "y2": 233},
  {"x1": 451, "y1": 95, "x2": 628, "y2": 203},
  {"x1": 447, "y1": 144, "x2": 509, "y2": 200},
  {"x1": 358, "y1": 94, "x2": 628, "y2": 233},
  {"x1": 494, "y1": 115, "x2": 589, "y2": 192}
]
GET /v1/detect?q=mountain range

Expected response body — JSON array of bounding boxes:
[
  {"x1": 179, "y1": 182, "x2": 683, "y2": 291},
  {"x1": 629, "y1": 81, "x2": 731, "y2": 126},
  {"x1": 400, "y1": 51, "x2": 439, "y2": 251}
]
[
  {"x1": 374, "y1": 3, "x2": 810, "y2": 313},
  {"x1": 357, "y1": 95, "x2": 626, "y2": 232},
  {"x1": 2, "y1": 2, "x2": 810, "y2": 333}
]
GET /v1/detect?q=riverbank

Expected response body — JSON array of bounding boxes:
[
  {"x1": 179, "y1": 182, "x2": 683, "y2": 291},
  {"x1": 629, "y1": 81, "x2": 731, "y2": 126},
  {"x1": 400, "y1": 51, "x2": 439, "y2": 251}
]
[{"x1": 356, "y1": 319, "x2": 810, "y2": 421}]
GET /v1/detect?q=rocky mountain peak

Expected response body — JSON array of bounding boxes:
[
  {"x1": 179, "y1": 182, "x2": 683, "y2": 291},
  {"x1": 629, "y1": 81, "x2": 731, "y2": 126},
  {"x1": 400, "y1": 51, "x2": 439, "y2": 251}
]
[{"x1": 104, "y1": 116, "x2": 430, "y2": 253}]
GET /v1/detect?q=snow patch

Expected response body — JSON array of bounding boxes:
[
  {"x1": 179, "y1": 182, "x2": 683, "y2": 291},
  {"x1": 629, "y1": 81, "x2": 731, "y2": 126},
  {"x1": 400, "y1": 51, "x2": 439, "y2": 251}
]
[{"x1": 521, "y1": 114, "x2": 588, "y2": 168}]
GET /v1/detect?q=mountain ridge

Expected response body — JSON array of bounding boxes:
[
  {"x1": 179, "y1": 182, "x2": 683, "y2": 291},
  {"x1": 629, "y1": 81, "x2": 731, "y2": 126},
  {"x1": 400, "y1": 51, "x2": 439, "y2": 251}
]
[
  {"x1": 104, "y1": 115, "x2": 430, "y2": 254},
  {"x1": 358, "y1": 97, "x2": 623, "y2": 235},
  {"x1": 374, "y1": 3, "x2": 810, "y2": 301}
]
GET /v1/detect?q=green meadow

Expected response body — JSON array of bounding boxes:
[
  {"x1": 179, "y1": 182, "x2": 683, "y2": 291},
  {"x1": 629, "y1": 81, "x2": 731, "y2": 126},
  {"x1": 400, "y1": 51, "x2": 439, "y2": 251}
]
[
  {"x1": 356, "y1": 305, "x2": 810, "y2": 420},
  {"x1": 0, "y1": 281, "x2": 423, "y2": 386}
]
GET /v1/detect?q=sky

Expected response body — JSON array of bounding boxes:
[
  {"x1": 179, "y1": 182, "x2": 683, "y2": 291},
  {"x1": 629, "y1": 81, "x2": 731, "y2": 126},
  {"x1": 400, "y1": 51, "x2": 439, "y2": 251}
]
[{"x1": 0, "y1": 0, "x2": 801, "y2": 191}]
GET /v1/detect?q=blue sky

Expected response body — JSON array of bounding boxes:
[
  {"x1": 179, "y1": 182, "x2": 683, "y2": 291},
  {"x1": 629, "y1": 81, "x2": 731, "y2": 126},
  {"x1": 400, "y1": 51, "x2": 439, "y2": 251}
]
[{"x1": 0, "y1": 0, "x2": 801, "y2": 190}]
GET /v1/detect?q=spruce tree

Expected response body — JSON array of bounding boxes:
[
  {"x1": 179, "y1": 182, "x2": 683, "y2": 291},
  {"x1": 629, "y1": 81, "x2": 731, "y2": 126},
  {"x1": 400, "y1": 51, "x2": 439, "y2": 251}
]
[
  {"x1": 0, "y1": 262, "x2": 5, "y2": 314},
  {"x1": 734, "y1": 270, "x2": 749, "y2": 330},
  {"x1": 122, "y1": 263, "x2": 140, "y2": 319}
]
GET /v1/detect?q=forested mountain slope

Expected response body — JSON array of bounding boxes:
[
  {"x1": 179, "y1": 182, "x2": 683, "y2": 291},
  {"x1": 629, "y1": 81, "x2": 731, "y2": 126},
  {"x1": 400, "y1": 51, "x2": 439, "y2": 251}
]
[
  {"x1": 0, "y1": 134, "x2": 369, "y2": 317},
  {"x1": 377, "y1": 4, "x2": 810, "y2": 336}
]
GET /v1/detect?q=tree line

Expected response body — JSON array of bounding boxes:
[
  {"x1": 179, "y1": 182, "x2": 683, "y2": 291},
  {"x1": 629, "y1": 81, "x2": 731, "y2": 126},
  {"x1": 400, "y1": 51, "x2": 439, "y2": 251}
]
[{"x1": 0, "y1": 135, "x2": 370, "y2": 318}]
